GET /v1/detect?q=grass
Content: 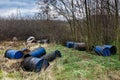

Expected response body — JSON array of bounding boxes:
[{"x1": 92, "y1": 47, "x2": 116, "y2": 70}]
[{"x1": 0, "y1": 42, "x2": 120, "y2": 80}]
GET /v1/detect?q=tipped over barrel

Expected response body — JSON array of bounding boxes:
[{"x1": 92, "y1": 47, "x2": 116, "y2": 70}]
[
  {"x1": 74, "y1": 43, "x2": 86, "y2": 51},
  {"x1": 94, "y1": 46, "x2": 111, "y2": 56},
  {"x1": 5, "y1": 49, "x2": 24, "y2": 59},
  {"x1": 41, "y1": 50, "x2": 62, "y2": 62},
  {"x1": 29, "y1": 47, "x2": 46, "y2": 58},
  {"x1": 22, "y1": 57, "x2": 49, "y2": 72}
]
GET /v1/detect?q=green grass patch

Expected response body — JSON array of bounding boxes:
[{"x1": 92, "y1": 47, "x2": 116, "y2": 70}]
[
  {"x1": 0, "y1": 70, "x2": 3, "y2": 79},
  {"x1": 45, "y1": 44, "x2": 120, "y2": 80},
  {"x1": 0, "y1": 43, "x2": 120, "y2": 80}
]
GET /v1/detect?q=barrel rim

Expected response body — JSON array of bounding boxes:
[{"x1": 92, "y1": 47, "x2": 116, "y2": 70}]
[{"x1": 110, "y1": 46, "x2": 117, "y2": 55}]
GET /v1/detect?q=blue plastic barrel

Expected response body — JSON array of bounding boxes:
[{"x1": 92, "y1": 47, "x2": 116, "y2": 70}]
[
  {"x1": 29, "y1": 47, "x2": 46, "y2": 58},
  {"x1": 66, "y1": 42, "x2": 74, "y2": 48},
  {"x1": 22, "y1": 57, "x2": 44, "y2": 72},
  {"x1": 5, "y1": 49, "x2": 24, "y2": 59},
  {"x1": 94, "y1": 46, "x2": 111, "y2": 56},
  {"x1": 103, "y1": 45, "x2": 117, "y2": 55}
]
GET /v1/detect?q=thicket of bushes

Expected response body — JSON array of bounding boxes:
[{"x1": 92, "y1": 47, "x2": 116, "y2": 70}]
[{"x1": 0, "y1": 19, "x2": 70, "y2": 43}]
